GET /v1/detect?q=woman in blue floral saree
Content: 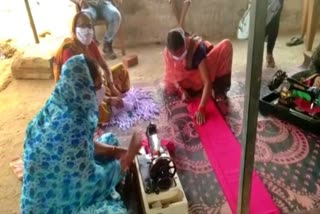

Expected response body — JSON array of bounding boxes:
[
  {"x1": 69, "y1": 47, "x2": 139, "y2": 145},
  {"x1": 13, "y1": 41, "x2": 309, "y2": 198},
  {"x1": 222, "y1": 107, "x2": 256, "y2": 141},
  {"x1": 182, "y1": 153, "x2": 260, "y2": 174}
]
[{"x1": 21, "y1": 54, "x2": 141, "y2": 214}]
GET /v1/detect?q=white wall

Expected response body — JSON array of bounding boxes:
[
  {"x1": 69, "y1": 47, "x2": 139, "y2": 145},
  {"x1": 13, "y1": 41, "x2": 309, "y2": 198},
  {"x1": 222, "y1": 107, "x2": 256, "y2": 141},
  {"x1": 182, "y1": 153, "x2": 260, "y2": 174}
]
[{"x1": 0, "y1": 0, "x2": 307, "y2": 46}]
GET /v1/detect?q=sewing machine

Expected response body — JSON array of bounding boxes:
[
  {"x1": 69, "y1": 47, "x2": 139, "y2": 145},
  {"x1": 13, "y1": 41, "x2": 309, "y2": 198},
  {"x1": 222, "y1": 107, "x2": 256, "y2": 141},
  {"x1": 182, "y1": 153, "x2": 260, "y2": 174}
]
[
  {"x1": 260, "y1": 69, "x2": 320, "y2": 134},
  {"x1": 134, "y1": 123, "x2": 188, "y2": 214}
]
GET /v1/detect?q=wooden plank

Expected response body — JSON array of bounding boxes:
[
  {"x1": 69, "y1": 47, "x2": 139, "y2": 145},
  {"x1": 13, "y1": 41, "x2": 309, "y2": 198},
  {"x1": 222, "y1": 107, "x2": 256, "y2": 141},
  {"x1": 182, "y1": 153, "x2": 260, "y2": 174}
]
[{"x1": 301, "y1": 0, "x2": 309, "y2": 37}]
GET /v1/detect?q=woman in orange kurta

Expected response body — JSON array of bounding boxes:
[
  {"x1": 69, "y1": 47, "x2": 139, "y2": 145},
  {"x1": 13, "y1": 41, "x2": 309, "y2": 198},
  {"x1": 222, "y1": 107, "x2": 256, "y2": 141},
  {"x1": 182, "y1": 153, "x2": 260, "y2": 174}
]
[
  {"x1": 53, "y1": 12, "x2": 130, "y2": 124},
  {"x1": 164, "y1": 28, "x2": 233, "y2": 125}
]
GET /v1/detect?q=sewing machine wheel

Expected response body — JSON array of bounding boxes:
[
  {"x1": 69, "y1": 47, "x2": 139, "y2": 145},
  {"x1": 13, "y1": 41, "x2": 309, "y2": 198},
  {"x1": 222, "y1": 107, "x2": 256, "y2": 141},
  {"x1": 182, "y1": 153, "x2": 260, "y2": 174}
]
[
  {"x1": 268, "y1": 70, "x2": 287, "y2": 91},
  {"x1": 150, "y1": 157, "x2": 177, "y2": 191}
]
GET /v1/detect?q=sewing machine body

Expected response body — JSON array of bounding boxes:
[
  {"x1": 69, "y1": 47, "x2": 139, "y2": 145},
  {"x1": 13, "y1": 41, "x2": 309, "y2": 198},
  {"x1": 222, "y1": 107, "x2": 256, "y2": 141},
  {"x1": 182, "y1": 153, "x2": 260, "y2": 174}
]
[
  {"x1": 134, "y1": 148, "x2": 188, "y2": 214},
  {"x1": 259, "y1": 69, "x2": 320, "y2": 134}
]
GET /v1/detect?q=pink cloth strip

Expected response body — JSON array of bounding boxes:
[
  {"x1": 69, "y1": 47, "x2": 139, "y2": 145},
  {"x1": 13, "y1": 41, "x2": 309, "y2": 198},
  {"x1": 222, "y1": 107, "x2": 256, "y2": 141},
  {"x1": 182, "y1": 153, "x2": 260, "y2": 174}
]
[{"x1": 187, "y1": 98, "x2": 279, "y2": 214}]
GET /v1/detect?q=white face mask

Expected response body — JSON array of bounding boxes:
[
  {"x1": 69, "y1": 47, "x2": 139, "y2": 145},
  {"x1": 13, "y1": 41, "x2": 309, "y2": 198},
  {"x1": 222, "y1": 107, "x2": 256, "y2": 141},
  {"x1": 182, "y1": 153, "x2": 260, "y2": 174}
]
[
  {"x1": 172, "y1": 49, "x2": 187, "y2": 61},
  {"x1": 75, "y1": 27, "x2": 94, "y2": 46},
  {"x1": 96, "y1": 85, "x2": 106, "y2": 105}
]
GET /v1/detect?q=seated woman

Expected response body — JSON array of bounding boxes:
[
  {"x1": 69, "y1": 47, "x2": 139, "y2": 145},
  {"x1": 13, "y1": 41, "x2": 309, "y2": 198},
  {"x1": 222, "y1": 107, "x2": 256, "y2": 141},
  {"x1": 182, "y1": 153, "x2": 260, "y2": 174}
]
[
  {"x1": 21, "y1": 54, "x2": 141, "y2": 213},
  {"x1": 305, "y1": 44, "x2": 320, "y2": 88},
  {"x1": 291, "y1": 44, "x2": 320, "y2": 115},
  {"x1": 164, "y1": 27, "x2": 233, "y2": 125},
  {"x1": 53, "y1": 12, "x2": 130, "y2": 124},
  {"x1": 72, "y1": 0, "x2": 122, "y2": 59}
]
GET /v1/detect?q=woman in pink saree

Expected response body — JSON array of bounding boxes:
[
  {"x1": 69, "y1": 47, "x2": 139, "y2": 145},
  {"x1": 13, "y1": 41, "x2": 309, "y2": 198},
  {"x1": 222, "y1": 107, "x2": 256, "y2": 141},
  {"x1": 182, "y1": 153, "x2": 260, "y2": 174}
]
[{"x1": 164, "y1": 28, "x2": 233, "y2": 125}]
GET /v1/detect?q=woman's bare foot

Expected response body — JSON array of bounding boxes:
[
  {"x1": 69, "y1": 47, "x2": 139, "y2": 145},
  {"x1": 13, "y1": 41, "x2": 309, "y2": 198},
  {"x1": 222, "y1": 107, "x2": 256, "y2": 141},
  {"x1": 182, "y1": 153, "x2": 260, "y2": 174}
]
[
  {"x1": 266, "y1": 54, "x2": 276, "y2": 68},
  {"x1": 120, "y1": 132, "x2": 143, "y2": 171}
]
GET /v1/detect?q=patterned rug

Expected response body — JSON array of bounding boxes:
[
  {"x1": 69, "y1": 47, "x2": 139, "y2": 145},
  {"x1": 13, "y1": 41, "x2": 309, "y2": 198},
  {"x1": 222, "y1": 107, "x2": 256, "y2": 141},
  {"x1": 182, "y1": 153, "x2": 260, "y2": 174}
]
[
  {"x1": 98, "y1": 76, "x2": 320, "y2": 214},
  {"x1": 220, "y1": 82, "x2": 320, "y2": 214}
]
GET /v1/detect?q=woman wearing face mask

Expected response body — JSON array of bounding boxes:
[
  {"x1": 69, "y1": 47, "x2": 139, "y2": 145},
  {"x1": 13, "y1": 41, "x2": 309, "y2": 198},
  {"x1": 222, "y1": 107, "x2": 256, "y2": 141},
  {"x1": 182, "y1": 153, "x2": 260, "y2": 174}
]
[
  {"x1": 53, "y1": 12, "x2": 130, "y2": 124},
  {"x1": 164, "y1": 28, "x2": 233, "y2": 125},
  {"x1": 21, "y1": 54, "x2": 142, "y2": 213}
]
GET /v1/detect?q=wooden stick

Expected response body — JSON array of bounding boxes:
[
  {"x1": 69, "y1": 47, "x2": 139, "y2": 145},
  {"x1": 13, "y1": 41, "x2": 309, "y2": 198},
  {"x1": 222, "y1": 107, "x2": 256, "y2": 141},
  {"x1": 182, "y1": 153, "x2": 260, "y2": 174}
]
[
  {"x1": 301, "y1": 0, "x2": 309, "y2": 38},
  {"x1": 24, "y1": 0, "x2": 39, "y2": 44}
]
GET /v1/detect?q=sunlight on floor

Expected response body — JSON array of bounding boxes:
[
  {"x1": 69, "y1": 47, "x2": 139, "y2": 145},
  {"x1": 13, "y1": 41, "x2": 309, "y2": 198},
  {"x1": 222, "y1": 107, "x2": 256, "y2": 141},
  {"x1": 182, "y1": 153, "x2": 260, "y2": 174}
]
[{"x1": 0, "y1": 0, "x2": 75, "y2": 47}]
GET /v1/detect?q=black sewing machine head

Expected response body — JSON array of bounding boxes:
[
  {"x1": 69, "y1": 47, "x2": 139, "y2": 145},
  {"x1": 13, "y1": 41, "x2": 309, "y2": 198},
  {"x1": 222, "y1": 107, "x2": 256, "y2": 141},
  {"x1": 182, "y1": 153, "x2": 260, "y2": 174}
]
[
  {"x1": 148, "y1": 156, "x2": 176, "y2": 194},
  {"x1": 146, "y1": 122, "x2": 161, "y2": 157},
  {"x1": 138, "y1": 122, "x2": 177, "y2": 194},
  {"x1": 268, "y1": 70, "x2": 287, "y2": 91}
]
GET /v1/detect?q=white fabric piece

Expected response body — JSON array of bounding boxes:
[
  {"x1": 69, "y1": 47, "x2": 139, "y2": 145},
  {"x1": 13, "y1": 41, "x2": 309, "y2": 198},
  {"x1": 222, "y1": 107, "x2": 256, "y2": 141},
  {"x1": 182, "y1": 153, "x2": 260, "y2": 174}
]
[
  {"x1": 111, "y1": 94, "x2": 135, "y2": 116},
  {"x1": 172, "y1": 49, "x2": 187, "y2": 61}
]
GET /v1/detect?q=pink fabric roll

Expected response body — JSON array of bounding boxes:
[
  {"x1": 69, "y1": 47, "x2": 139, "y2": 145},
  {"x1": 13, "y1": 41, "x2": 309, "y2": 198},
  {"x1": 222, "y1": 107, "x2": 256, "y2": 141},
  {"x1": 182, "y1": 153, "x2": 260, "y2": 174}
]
[{"x1": 187, "y1": 98, "x2": 280, "y2": 214}]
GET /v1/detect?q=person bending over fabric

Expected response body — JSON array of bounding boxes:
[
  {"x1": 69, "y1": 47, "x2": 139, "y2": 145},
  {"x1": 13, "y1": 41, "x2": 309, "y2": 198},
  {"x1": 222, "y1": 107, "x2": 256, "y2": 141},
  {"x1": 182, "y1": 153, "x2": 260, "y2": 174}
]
[
  {"x1": 53, "y1": 12, "x2": 130, "y2": 124},
  {"x1": 164, "y1": 28, "x2": 233, "y2": 125},
  {"x1": 73, "y1": 0, "x2": 122, "y2": 59},
  {"x1": 21, "y1": 54, "x2": 142, "y2": 214}
]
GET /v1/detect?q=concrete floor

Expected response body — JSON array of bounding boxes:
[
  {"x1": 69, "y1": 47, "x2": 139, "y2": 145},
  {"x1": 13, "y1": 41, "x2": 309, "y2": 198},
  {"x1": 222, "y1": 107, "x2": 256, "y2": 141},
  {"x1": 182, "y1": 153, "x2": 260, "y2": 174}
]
[{"x1": 0, "y1": 32, "x2": 319, "y2": 213}]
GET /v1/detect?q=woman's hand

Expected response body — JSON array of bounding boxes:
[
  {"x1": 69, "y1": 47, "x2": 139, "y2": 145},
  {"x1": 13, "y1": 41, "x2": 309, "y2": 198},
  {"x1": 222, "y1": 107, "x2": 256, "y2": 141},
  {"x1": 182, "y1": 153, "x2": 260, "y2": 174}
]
[
  {"x1": 195, "y1": 107, "x2": 206, "y2": 125},
  {"x1": 110, "y1": 84, "x2": 122, "y2": 97},
  {"x1": 119, "y1": 131, "x2": 143, "y2": 171},
  {"x1": 110, "y1": 97, "x2": 124, "y2": 108}
]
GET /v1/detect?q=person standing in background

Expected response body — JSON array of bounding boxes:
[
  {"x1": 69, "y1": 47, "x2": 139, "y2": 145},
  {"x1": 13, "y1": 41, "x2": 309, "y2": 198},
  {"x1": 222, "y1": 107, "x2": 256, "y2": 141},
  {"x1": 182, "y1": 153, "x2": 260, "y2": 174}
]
[
  {"x1": 72, "y1": 0, "x2": 122, "y2": 60},
  {"x1": 238, "y1": 0, "x2": 284, "y2": 68}
]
